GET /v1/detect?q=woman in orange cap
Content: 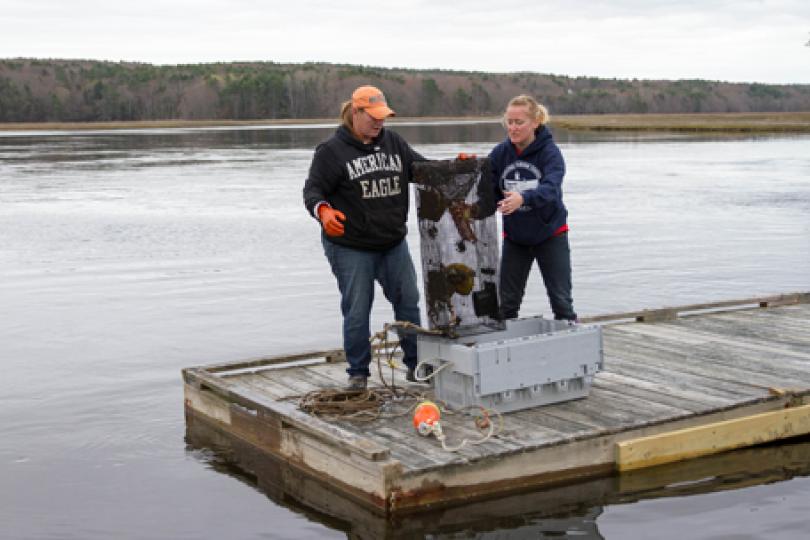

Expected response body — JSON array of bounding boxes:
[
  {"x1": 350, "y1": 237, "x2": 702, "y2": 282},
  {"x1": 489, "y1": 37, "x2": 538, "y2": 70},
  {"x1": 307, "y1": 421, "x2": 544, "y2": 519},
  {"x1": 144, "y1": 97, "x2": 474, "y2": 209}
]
[{"x1": 303, "y1": 85, "x2": 425, "y2": 390}]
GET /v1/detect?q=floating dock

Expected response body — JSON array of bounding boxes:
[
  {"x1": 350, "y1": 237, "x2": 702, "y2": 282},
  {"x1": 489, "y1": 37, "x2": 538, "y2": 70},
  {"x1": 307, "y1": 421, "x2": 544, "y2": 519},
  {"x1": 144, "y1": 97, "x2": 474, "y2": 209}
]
[{"x1": 182, "y1": 292, "x2": 810, "y2": 514}]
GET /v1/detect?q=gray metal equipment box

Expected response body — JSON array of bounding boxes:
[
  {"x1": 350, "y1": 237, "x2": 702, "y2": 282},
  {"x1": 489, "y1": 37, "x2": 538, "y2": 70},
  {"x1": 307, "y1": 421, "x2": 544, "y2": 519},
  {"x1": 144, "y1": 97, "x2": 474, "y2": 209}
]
[{"x1": 418, "y1": 317, "x2": 604, "y2": 413}]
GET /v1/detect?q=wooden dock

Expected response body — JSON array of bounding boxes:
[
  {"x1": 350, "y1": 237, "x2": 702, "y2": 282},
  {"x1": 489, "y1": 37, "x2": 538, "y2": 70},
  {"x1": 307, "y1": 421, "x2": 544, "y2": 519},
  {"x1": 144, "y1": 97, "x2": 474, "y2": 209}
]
[{"x1": 182, "y1": 292, "x2": 810, "y2": 514}]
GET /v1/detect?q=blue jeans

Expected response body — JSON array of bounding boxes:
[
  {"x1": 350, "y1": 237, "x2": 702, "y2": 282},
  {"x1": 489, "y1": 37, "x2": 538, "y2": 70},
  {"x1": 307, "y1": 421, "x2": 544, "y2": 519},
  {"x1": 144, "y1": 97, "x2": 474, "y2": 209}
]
[
  {"x1": 322, "y1": 236, "x2": 421, "y2": 377},
  {"x1": 499, "y1": 234, "x2": 577, "y2": 321}
]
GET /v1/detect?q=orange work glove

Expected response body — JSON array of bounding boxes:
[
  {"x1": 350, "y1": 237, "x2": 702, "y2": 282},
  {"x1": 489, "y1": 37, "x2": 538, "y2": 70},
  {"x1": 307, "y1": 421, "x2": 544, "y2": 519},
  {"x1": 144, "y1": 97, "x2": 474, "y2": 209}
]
[
  {"x1": 317, "y1": 205, "x2": 346, "y2": 237},
  {"x1": 457, "y1": 152, "x2": 477, "y2": 160}
]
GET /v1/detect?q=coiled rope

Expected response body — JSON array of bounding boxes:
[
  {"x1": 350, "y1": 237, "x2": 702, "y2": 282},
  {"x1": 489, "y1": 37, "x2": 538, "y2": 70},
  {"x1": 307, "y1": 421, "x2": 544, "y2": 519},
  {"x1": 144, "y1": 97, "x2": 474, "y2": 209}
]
[
  {"x1": 296, "y1": 320, "x2": 503, "y2": 451},
  {"x1": 297, "y1": 321, "x2": 440, "y2": 421}
]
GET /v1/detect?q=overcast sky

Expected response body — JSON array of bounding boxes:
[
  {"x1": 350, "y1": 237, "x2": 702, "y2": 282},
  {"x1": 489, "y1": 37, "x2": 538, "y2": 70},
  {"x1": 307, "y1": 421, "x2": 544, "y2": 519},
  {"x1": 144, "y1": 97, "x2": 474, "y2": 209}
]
[{"x1": 2, "y1": 0, "x2": 808, "y2": 84}]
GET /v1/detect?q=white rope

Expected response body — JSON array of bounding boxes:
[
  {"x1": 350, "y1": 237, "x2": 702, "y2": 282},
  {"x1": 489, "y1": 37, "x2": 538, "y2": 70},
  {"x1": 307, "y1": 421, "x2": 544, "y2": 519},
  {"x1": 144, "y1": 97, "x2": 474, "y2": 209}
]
[
  {"x1": 426, "y1": 406, "x2": 503, "y2": 452},
  {"x1": 413, "y1": 358, "x2": 453, "y2": 381}
]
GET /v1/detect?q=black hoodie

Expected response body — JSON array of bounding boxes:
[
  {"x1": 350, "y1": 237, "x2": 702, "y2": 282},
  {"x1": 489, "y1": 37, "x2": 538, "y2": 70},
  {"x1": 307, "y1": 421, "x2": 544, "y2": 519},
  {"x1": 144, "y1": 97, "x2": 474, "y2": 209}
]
[{"x1": 303, "y1": 125, "x2": 424, "y2": 251}]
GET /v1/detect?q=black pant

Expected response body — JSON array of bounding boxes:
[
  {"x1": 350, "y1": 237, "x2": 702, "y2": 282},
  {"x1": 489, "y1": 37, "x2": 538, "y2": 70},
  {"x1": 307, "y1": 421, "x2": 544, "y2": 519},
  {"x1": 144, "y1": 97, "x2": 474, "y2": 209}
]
[{"x1": 499, "y1": 234, "x2": 577, "y2": 321}]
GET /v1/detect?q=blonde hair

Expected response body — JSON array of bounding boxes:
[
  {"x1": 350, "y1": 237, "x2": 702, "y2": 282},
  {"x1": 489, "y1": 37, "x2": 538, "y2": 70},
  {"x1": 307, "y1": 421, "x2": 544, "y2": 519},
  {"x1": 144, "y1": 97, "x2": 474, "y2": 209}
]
[
  {"x1": 340, "y1": 100, "x2": 355, "y2": 129},
  {"x1": 504, "y1": 94, "x2": 550, "y2": 126}
]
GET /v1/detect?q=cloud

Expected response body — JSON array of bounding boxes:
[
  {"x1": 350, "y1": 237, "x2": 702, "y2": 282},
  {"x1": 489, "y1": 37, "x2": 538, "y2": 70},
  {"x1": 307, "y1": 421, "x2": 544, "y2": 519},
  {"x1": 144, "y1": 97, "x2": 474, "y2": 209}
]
[{"x1": 0, "y1": 0, "x2": 808, "y2": 83}]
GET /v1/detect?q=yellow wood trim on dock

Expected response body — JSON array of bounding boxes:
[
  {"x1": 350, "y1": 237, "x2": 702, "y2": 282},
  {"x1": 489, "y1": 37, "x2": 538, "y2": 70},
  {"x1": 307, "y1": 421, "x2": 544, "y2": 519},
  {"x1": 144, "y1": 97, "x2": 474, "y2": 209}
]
[{"x1": 616, "y1": 403, "x2": 810, "y2": 471}]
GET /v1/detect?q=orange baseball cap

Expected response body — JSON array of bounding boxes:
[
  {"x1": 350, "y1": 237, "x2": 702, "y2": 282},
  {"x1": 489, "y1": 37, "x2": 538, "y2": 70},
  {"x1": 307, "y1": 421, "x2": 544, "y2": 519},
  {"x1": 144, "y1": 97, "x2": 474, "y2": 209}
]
[{"x1": 352, "y1": 85, "x2": 395, "y2": 120}]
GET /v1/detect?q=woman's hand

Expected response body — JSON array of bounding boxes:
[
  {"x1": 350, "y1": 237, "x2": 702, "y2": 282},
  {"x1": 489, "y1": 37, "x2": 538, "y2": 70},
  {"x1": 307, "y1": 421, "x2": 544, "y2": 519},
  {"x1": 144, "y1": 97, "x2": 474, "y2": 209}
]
[
  {"x1": 317, "y1": 205, "x2": 346, "y2": 236},
  {"x1": 497, "y1": 191, "x2": 524, "y2": 215}
]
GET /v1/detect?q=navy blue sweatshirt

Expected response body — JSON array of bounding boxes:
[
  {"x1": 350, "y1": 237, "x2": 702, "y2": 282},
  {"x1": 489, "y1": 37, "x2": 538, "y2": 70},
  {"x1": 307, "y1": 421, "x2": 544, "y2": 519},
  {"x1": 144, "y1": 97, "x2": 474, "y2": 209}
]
[{"x1": 489, "y1": 125, "x2": 568, "y2": 246}]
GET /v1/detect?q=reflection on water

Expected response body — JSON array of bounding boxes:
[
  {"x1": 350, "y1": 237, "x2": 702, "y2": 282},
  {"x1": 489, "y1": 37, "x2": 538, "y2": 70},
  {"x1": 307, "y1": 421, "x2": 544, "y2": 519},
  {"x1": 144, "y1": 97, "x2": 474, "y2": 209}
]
[{"x1": 1, "y1": 123, "x2": 810, "y2": 539}]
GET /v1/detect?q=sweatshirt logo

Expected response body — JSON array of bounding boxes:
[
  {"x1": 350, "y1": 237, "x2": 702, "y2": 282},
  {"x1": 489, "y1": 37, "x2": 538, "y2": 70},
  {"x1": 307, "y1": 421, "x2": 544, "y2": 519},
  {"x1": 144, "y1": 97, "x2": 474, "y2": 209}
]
[
  {"x1": 346, "y1": 152, "x2": 402, "y2": 179},
  {"x1": 346, "y1": 152, "x2": 404, "y2": 199},
  {"x1": 501, "y1": 161, "x2": 540, "y2": 212}
]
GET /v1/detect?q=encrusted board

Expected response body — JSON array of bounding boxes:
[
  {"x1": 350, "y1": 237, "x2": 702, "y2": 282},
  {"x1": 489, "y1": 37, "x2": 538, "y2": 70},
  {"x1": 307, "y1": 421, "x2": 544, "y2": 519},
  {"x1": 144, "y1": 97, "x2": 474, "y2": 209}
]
[{"x1": 413, "y1": 158, "x2": 501, "y2": 334}]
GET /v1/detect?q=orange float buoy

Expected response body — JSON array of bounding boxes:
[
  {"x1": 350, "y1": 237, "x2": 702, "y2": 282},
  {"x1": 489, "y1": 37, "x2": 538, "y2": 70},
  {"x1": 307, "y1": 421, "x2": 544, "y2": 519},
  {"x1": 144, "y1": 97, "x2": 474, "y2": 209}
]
[{"x1": 413, "y1": 401, "x2": 441, "y2": 436}]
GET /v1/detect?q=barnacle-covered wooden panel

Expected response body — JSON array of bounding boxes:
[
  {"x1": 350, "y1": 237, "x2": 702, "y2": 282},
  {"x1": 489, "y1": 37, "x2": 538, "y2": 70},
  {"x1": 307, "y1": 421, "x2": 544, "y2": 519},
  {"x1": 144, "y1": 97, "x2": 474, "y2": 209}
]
[{"x1": 413, "y1": 158, "x2": 501, "y2": 334}]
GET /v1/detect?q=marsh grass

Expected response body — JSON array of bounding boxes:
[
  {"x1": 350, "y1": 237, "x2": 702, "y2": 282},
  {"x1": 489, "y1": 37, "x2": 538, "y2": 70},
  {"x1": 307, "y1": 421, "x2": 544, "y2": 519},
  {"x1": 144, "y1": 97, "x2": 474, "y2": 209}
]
[
  {"x1": 2, "y1": 112, "x2": 810, "y2": 132},
  {"x1": 551, "y1": 112, "x2": 810, "y2": 132}
]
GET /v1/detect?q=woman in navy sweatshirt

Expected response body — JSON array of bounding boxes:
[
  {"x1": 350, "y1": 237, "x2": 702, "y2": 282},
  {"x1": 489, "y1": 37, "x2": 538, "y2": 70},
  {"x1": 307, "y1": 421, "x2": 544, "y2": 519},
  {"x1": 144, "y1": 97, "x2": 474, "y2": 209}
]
[{"x1": 489, "y1": 95, "x2": 577, "y2": 322}]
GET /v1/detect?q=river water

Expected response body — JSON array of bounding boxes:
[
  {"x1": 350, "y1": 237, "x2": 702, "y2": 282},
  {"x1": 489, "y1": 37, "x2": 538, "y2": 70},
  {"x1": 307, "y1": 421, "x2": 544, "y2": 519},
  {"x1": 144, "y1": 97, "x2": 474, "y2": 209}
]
[{"x1": 1, "y1": 122, "x2": 809, "y2": 539}]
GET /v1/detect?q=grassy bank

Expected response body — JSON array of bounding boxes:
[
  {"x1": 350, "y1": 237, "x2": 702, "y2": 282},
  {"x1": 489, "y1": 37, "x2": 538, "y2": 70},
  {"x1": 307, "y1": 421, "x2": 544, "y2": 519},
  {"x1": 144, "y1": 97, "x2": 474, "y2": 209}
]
[
  {"x1": 551, "y1": 112, "x2": 810, "y2": 132},
  {"x1": 2, "y1": 112, "x2": 810, "y2": 133}
]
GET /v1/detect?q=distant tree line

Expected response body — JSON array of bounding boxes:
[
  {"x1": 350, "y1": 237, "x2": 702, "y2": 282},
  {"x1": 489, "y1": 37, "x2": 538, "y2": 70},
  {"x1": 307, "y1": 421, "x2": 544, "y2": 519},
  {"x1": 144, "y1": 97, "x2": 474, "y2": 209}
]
[{"x1": 1, "y1": 58, "x2": 809, "y2": 123}]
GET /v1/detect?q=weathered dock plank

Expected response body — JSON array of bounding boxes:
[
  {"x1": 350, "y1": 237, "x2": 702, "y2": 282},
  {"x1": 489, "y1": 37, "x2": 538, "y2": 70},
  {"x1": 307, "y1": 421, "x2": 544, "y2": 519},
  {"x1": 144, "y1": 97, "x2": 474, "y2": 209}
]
[
  {"x1": 615, "y1": 320, "x2": 810, "y2": 362},
  {"x1": 592, "y1": 371, "x2": 739, "y2": 411},
  {"x1": 677, "y1": 309, "x2": 810, "y2": 351},
  {"x1": 508, "y1": 408, "x2": 597, "y2": 436},
  {"x1": 603, "y1": 352, "x2": 766, "y2": 401},
  {"x1": 182, "y1": 293, "x2": 810, "y2": 513},
  {"x1": 604, "y1": 331, "x2": 809, "y2": 392}
]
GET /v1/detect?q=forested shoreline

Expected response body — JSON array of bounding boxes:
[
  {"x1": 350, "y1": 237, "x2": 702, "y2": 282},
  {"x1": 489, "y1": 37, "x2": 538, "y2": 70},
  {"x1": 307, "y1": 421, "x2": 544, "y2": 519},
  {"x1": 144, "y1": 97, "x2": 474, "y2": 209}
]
[{"x1": 1, "y1": 58, "x2": 809, "y2": 123}]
